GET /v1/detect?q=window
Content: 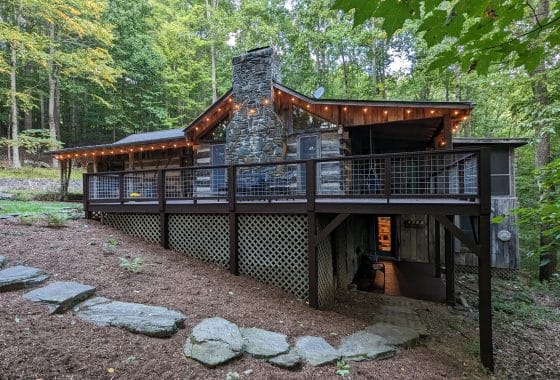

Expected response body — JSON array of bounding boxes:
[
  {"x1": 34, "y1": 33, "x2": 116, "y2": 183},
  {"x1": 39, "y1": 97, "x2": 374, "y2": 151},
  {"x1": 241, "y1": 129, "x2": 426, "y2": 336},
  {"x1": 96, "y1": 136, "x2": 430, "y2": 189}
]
[
  {"x1": 211, "y1": 144, "x2": 226, "y2": 193},
  {"x1": 293, "y1": 106, "x2": 336, "y2": 131},
  {"x1": 490, "y1": 147, "x2": 511, "y2": 196},
  {"x1": 298, "y1": 135, "x2": 319, "y2": 160}
]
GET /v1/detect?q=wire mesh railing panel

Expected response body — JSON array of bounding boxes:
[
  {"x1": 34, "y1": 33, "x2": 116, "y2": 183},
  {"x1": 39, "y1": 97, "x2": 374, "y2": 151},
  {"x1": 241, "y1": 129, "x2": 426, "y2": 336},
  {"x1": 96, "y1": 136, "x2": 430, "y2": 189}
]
[
  {"x1": 165, "y1": 167, "x2": 228, "y2": 199},
  {"x1": 235, "y1": 163, "x2": 306, "y2": 200},
  {"x1": 88, "y1": 174, "x2": 120, "y2": 200},
  {"x1": 123, "y1": 171, "x2": 158, "y2": 200},
  {"x1": 317, "y1": 158, "x2": 386, "y2": 196}
]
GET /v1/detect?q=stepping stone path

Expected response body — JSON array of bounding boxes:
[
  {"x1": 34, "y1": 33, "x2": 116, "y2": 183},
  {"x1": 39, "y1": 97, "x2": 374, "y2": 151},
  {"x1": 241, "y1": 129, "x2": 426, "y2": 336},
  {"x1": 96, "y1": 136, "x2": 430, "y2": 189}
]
[
  {"x1": 23, "y1": 281, "x2": 96, "y2": 314},
  {"x1": 267, "y1": 348, "x2": 302, "y2": 368},
  {"x1": 184, "y1": 317, "x2": 244, "y2": 367},
  {"x1": 0, "y1": 265, "x2": 49, "y2": 292},
  {"x1": 366, "y1": 322, "x2": 420, "y2": 346},
  {"x1": 73, "y1": 296, "x2": 186, "y2": 338},
  {"x1": 338, "y1": 330, "x2": 396, "y2": 361},
  {"x1": 1, "y1": 255, "x2": 430, "y2": 373},
  {"x1": 241, "y1": 327, "x2": 290, "y2": 358},
  {"x1": 295, "y1": 336, "x2": 339, "y2": 366}
]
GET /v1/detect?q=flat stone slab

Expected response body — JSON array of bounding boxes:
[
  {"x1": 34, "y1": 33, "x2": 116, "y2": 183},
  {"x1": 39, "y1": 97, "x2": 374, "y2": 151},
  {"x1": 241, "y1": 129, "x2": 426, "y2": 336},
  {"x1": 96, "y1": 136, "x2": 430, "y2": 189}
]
[
  {"x1": 366, "y1": 322, "x2": 420, "y2": 347},
  {"x1": 192, "y1": 317, "x2": 243, "y2": 352},
  {"x1": 73, "y1": 296, "x2": 186, "y2": 337},
  {"x1": 0, "y1": 265, "x2": 49, "y2": 292},
  {"x1": 23, "y1": 281, "x2": 96, "y2": 314},
  {"x1": 185, "y1": 317, "x2": 243, "y2": 367},
  {"x1": 0, "y1": 255, "x2": 5, "y2": 268},
  {"x1": 295, "y1": 336, "x2": 339, "y2": 366},
  {"x1": 183, "y1": 339, "x2": 241, "y2": 368},
  {"x1": 241, "y1": 327, "x2": 289, "y2": 358},
  {"x1": 338, "y1": 331, "x2": 396, "y2": 361},
  {"x1": 267, "y1": 348, "x2": 302, "y2": 368}
]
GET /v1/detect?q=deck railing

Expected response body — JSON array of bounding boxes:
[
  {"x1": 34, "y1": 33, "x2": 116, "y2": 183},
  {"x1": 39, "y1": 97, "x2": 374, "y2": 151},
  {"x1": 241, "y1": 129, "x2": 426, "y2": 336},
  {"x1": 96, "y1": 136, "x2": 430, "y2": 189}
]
[{"x1": 85, "y1": 149, "x2": 481, "y2": 205}]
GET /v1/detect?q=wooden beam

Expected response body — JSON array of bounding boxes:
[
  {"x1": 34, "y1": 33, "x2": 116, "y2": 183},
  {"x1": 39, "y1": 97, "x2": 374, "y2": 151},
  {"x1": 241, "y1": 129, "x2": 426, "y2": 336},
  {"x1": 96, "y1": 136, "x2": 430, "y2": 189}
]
[
  {"x1": 444, "y1": 215, "x2": 455, "y2": 304},
  {"x1": 308, "y1": 211, "x2": 318, "y2": 309},
  {"x1": 434, "y1": 218, "x2": 441, "y2": 278},
  {"x1": 478, "y1": 213, "x2": 494, "y2": 371},
  {"x1": 316, "y1": 213, "x2": 349, "y2": 244},
  {"x1": 434, "y1": 214, "x2": 480, "y2": 255}
]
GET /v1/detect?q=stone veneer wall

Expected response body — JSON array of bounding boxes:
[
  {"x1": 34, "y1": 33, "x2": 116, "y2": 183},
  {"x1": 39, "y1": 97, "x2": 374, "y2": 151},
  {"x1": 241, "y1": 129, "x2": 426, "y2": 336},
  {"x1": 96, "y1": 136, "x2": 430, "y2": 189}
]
[{"x1": 226, "y1": 47, "x2": 286, "y2": 164}]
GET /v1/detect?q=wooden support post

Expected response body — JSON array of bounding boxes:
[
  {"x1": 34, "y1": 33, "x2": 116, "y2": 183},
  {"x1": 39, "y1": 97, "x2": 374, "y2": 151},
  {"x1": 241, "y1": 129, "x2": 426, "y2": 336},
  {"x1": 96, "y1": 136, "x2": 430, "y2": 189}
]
[
  {"x1": 478, "y1": 213, "x2": 493, "y2": 370},
  {"x1": 434, "y1": 218, "x2": 441, "y2": 278},
  {"x1": 228, "y1": 165, "x2": 238, "y2": 275},
  {"x1": 158, "y1": 169, "x2": 168, "y2": 249},
  {"x1": 83, "y1": 173, "x2": 91, "y2": 219},
  {"x1": 478, "y1": 147, "x2": 494, "y2": 370},
  {"x1": 306, "y1": 160, "x2": 319, "y2": 309},
  {"x1": 308, "y1": 211, "x2": 318, "y2": 309},
  {"x1": 444, "y1": 215, "x2": 455, "y2": 304}
]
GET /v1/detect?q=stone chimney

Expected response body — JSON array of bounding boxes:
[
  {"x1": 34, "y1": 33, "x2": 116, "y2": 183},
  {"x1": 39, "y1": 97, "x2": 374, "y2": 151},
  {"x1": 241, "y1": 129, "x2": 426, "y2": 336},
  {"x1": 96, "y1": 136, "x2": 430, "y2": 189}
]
[{"x1": 226, "y1": 47, "x2": 285, "y2": 164}]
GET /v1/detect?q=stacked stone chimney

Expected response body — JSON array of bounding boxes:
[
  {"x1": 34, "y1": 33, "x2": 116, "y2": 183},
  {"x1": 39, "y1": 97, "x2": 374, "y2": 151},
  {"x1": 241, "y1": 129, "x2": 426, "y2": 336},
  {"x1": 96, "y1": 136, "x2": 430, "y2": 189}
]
[{"x1": 226, "y1": 47, "x2": 285, "y2": 164}]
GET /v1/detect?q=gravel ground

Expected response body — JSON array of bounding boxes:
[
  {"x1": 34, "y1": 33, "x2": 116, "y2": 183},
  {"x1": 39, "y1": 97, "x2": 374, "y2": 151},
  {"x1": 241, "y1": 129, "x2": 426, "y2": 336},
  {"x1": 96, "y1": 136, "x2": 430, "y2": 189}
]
[{"x1": 1, "y1": 219, "x2": 495, "y2": 379}]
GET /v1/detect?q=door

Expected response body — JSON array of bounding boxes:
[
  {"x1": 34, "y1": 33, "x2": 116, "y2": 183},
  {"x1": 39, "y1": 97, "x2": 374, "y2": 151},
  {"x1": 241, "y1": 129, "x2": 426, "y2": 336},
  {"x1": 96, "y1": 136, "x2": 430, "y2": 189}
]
[
  {"x1": 211, "y1": 144, "x2": 226, "y2": 193},
  {"x1": 375, "y1": 216, "x2": 397, "y2": 258},
  {"x1": 298, "y1": 135, "x2": 319, "y2": 190}
]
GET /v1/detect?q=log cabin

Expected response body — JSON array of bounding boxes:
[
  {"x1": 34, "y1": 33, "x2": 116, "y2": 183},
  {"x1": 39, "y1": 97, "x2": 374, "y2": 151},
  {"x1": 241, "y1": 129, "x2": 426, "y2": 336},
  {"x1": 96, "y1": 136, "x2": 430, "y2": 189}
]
[{"x1": 49, "y1": 47, "x2": 528, "y2": 369}]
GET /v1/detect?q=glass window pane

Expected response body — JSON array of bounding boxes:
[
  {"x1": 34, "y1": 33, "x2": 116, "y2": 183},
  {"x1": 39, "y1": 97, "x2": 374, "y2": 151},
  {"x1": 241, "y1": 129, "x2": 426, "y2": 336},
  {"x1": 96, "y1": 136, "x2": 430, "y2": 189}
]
[
  {"x1": 490, "y1": 147, "x2": 509, "y2": 175},
  {"x1": 491, "y1": 174, "x2": 510, "y2": 196},
  {"x1": 299, "y1": 136, "x2": 318, "y2": 159}
]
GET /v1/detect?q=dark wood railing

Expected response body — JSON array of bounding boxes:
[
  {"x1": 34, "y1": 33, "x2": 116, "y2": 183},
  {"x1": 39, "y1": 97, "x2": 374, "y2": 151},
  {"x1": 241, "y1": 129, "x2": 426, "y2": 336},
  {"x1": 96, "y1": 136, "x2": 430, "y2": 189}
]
[{"x1": 84, "y1": 149, "x2": 482, "y2": 208}]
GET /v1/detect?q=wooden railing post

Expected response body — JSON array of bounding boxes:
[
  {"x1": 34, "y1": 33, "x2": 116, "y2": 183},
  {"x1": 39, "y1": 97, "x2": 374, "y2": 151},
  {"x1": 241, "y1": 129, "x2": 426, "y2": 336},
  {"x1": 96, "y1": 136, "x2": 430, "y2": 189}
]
[
  {"x1": 158, "y1": 169, "x2": 168, "y2": 249},
  {"x1": 384, "y1": 156, "x2": 391, "y2": 202},
  {"x1": 119, "y1": 172, "x2": 124, "y2": 205},
  {"x1": 228, "y1": 165, "x2": 238, "y2": 275},
  {"x1": 83, "y1": 173, "x2": 90, "y2": 219},
  {"x1": 306, "y1": 160, "x2": 316, "y2": 210}
]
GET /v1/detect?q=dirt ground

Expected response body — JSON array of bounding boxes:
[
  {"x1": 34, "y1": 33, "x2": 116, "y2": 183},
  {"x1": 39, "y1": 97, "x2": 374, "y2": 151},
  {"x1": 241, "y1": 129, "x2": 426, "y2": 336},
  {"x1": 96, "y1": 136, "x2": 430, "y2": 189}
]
[{"x1": 0, "y1": 218, "x2": 551, "y2": 379}]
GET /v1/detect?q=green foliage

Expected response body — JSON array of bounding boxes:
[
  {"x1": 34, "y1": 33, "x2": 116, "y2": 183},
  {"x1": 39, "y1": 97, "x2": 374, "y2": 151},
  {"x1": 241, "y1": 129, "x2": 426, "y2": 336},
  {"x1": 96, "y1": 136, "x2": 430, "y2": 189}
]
[
  {"x1": 333, "y1": 0, "x2": 560, "y2": 74},
  {"x1": 335, "y1": 359, "x2": 351, "y2": 377},
  {"x1": 0, "y1": 129, "x2": 62, "y2": 153},
  {"x1": 18, "y1": 215, "x2": 38, "y2": 226},
  {"x1": 45, "y1": 213, "x2": 68, "y2": 228},
  {"x1": 119, "y1": 257, "x2": 145, "y2": 273},
  {"x1": 0, "y1": 167, "x2": 83, "y2": 181},
  {"x1": 106, "y1": 237, "x2": 118, "y2": 247},
  {"x1": 0, "y1": 200, "x2": 81, "y2": 216}
]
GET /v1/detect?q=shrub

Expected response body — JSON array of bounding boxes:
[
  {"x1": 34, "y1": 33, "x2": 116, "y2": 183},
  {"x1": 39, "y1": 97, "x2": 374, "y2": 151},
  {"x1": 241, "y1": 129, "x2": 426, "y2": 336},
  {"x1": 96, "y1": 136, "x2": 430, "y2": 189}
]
[
  {"x1": 18, "y1": 215, "x2": 37, "y2": 226},
  {"x1": 119, "y1": 257, "x2": 144, "y2": 273},
  {"x1": 45, "y1": 213, "x2": 68, "y2": 228}
]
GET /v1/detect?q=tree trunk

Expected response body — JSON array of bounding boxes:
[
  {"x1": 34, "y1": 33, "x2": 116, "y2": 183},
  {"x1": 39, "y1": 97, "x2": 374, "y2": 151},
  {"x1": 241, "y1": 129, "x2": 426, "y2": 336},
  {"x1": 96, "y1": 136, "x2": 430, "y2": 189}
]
[
  {"x1": 340, "y1": 45, "x2": 349, "y2": 98},
  {"x1": 10, "y1": 42, "x2": 21, "y2": 168},
  {"x1": 205, "y1": 0, "x2": 218, "y2": 102},
  {"x1": 531, "y1": 0, "x2": 555, "y2": 280},
  {"x1": 371, "y1": 20, "x2": 378, "y2": 97},
  {"x1": 24, "y1": 109, "x2": 32, "y2": 130},
  {"x1": 40, "y1": 93, "x2": 46, "y2": 129},
  {"x1": 48, "y1": 23, "x2": 59, "y2": 168}
]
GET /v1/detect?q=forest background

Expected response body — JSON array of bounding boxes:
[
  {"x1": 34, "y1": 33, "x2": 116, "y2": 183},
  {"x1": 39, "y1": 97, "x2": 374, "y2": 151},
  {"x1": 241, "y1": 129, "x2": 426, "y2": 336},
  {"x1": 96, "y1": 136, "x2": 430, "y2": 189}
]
[{"x1": 0, "y1": 0, "x2": 558, "y2": 280}]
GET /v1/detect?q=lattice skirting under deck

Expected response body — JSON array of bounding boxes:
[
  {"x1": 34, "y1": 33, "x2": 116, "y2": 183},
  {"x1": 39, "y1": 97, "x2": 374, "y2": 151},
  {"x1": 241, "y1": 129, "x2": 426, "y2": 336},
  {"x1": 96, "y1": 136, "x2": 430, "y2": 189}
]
[
  {"x1": 102, "y1": 213, "x2": 160, "y2": 244},
  {"x1": 168, "y1": 214, "x2": 229, "y2": 268},
  {"x1": 318, "y1": 236, "x2": 335, "y2": 308},
  {"x1": 238, "y1": 214, "x2": 309, "y2": 301}
]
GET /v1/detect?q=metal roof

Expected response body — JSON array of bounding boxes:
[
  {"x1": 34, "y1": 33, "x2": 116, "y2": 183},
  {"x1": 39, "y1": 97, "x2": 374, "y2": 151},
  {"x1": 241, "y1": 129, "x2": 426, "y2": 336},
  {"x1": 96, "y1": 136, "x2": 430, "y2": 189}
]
[
  {"x1": 115, "y1": 129, "x2": 184, "y2": 144},
  {"x1": 47, "y1": 128, "x2": 186, "y2": 154},
  {"x1": 453, "y1": 137, "x2": 528, "y2": 147}
]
